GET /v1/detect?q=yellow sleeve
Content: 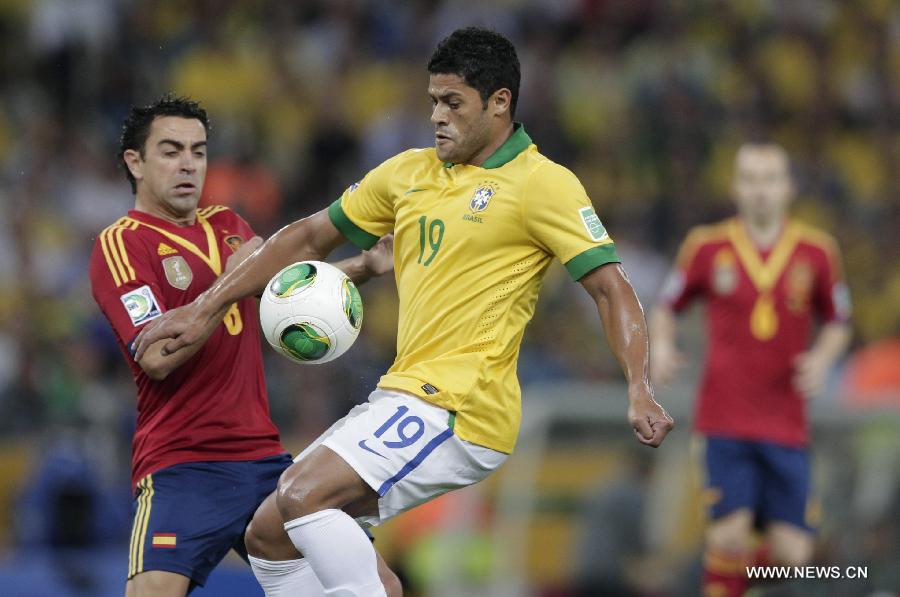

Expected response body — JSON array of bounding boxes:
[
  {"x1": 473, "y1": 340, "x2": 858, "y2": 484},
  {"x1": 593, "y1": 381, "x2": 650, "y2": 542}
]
[
  {"x1": 522, "y1": 161, "x2": 619, "y2": 280},
  {"x1": 328, "y1": 152, "x2": 406, "y2": 250}
]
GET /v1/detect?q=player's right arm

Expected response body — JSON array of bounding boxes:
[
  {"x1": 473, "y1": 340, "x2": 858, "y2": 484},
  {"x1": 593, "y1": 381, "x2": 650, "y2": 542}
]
[{"x1": 134, "y1": 154, "x2": 401, "y2": 361}]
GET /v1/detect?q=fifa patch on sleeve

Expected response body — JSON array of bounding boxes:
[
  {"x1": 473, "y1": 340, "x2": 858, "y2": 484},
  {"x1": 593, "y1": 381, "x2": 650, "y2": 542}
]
[
  {"x1": 120, "y1": 285, "x2": 162, "y2": 327},
  {"x1": 579, "y1": 206, "x2": 609, "y2": 242}
]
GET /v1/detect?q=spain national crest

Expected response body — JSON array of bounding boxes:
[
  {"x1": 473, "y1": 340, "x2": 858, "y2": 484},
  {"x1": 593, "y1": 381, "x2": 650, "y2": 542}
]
[
  {"x1": 470, "y1": 184, "x2": 495, "y2": 213},
  {"x1": 224, "y1": 235, "x2": 244, "y2": 252}
]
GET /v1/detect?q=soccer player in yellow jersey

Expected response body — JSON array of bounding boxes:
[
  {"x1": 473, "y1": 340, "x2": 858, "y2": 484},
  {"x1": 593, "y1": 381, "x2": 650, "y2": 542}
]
[{"x1": 135, "y1": 27, "x2": 673, "y2": 596}]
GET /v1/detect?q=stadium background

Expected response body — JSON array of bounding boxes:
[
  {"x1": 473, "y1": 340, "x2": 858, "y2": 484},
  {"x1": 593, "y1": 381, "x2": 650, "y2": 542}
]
[{"x1": 0, "y1": 0, "x2": 898, "y2": 595}]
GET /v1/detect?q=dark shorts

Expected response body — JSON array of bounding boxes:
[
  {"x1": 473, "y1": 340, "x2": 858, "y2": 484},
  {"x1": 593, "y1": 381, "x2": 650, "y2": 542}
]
[
  {"x1": 702, "y1": 436, "x2": 813, "y2": 531},
  {"x1": 127, "y1": 453, "x2": 293, "y2": 588}
]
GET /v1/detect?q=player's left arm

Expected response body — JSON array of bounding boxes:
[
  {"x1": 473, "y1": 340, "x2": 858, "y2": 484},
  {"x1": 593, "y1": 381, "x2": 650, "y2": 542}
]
[
  {"x1": 793, "y1": 239, "x2": 853, "y2": 398},
  {"x1": 580, "y1": 263, "x2": 674, "y2": 447},
  {"x1": 793, "y1": 322, "x2": 851, "y2": 398},
  {"x1": 522, "y1": 162, "x2": 673, "y2": 446}
]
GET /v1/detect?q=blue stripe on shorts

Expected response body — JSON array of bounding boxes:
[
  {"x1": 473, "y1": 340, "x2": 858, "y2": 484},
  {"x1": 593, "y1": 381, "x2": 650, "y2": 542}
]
[{"x1": 377, "y1": 427, "x2": 454, "y2": 496}]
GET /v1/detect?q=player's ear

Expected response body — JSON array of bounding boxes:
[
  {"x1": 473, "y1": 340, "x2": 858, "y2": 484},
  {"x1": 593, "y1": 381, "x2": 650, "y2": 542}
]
[
  {"x1": 123, "y1": 148, "x2": 144, "y2": 183},
  {"x1": 490, "y1": 88, "x2": 512, "y2": 118}
]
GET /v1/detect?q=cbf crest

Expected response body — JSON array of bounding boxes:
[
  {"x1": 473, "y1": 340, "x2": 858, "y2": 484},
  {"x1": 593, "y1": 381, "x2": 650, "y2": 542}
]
[{"x1": 470, "y1": 182, "x2": 497, "y2": 213}]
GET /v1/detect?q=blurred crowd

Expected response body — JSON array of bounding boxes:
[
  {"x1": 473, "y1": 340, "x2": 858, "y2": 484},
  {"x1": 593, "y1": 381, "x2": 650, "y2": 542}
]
[{"x1": 0, "y1": 0, "x2": 898, "y2": 594}]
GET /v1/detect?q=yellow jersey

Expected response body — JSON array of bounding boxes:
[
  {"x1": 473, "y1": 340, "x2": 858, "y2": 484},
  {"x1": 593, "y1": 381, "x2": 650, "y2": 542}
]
[{"x1": 329, "y1": 125, "x2": 618, "y2": 453}]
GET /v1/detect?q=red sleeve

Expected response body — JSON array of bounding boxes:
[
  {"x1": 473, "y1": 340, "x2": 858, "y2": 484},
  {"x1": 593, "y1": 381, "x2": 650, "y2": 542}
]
[
  {"x1": 811, "y1": 240, "x2": 851, "y2": 323},
  {"x1": 660, "y1": 231, "x2": 710, "y2": 313},
  {"x1": 89, "y1": 223, "x2": 167, "y2": 355}
]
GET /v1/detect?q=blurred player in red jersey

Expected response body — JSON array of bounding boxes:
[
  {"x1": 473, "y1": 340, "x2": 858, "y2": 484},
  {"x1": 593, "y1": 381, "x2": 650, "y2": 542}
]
[
  {"x1": 89, "y1": 96, "x2": 398, "y2": 597},
  {"x1": 651, "y1": 143, "x2": 852, "y2": 597}
]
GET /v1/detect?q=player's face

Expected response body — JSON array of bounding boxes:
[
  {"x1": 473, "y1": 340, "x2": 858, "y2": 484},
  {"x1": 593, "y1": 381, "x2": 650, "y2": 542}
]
[
  {"x1": 732, "y1": 146, "x2": 793, "y2": 224},
  {"x1": 429, "y1": 73, "x2": 494, "y2": 164},
  {"x1": 129, "y1": 116, "x2": 207, "y2": 215}
]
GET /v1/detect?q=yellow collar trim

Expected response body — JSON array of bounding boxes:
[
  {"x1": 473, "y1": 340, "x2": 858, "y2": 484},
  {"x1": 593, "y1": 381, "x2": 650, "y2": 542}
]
[
  {"x1": 727, "y1": 218, "x2": 798, "y2": 292},
  {"x1": 127, "y1": 212, "x2": 222, "y2": 275}
]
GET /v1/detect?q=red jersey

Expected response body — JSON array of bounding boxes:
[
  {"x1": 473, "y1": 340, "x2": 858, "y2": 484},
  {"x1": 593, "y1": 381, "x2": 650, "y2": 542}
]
[
  {"x1": 89, "y1": 205, "x2": 285, "y2": 489},
  {"x1": 662, "y1": 217, "x2": 850, "y2": 446}
]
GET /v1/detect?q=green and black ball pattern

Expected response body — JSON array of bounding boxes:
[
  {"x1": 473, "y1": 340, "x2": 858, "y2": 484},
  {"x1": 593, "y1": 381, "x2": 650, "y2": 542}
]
[
  {"x1": 279, "y1": 323, "x2": 331, "y2": 361},
  {"x1": 342, "y1": 278, "x2": 363, "y2": 329},
  {"x1": 270, "y1": 263, "x2": 317, "y2": 298}
]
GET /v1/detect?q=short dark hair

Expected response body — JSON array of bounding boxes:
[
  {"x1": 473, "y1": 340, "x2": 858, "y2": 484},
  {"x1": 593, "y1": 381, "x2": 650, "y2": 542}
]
[
  {"x1": 427, "y1": 27, "x2": 521, "y2": 118},
  {"x1": 118, "y1": 95, "x2": 210, "y2": 193}
]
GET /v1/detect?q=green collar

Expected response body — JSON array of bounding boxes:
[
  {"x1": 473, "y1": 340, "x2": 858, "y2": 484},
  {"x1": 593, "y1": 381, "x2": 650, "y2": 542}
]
[{"x1": 443, "y1": 122, "x2": 532, "y2": 169}]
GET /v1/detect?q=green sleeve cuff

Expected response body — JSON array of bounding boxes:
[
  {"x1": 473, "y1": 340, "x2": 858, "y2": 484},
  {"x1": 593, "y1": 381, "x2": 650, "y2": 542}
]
[
  {"x1": 564, "y1": 243, "x2": 621, "y2": 280},
  {"x1": 328, "y1": 199, "x2": 380, "y2": 250}
]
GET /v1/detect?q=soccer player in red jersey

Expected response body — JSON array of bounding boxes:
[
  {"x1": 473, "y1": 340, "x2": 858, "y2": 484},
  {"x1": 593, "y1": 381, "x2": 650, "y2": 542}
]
[
  {"x1": 651, "y1": 143, "x2": 852, "y2": 596},
  {"x1": 89, "y1": 96, "x2": 398, "y2": 597}
]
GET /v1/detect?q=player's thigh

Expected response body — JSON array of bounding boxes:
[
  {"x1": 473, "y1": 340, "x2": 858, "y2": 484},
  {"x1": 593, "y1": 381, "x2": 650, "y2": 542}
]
[
  {"x1": 702, "y1": 436, "x2": 760, "y2": 522},
  {"x1": 766, "y1": 521, "x2": 814, "y2": 567},
  {"x1": 276, "y1": 444, "x2": 377, "y2": 520},
  {"x1": 125, "y1": 570, "x2": 190, "y2": 597},
  {"x1": 128, "y1": 462, "x2": 270, "y2": 587},
  {"x1": 757, "y1": 442, "x2": 812, "y2": 530}
]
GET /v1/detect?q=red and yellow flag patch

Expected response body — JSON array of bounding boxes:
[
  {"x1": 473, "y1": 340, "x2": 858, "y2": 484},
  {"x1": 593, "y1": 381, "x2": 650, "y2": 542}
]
[{"x1": 152, "y1": 533, "x2": 177, "y2": 548}]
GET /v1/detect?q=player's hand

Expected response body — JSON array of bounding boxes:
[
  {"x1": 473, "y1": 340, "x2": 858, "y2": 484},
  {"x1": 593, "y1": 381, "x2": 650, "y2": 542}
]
[
  {"x1": 793, "y1": 350, "x2": 830, "y2": 399},
  {"x1": 362, "y1": 235, "x2": 394, "y2": 277},
  {"x1": 133, "y1": 300, "x2": 216, "y2": 361},
  {"x1": 650, "y1": 342, "x2": 686, "y2": 386},
  {"x1": 225, "y1": 236, "x2": 263, "y2": 274},
  {"x1": 627, "y1": 384, "x2": 674, "y2": 448}
]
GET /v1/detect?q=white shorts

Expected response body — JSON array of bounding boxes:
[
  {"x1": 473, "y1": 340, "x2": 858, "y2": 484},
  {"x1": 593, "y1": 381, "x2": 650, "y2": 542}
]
[{"x1": 293, "y1": 389, "x2": 507, "y2": 527}]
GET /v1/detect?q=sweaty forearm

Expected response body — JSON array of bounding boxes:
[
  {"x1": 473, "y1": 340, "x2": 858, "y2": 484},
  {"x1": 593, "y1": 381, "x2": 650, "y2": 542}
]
[
  {"x1": 592, "y1": 267, "x2": 651, "y2": 387},
  {"x1": 197, "y1": 212, "x2": 340, "y2": 316}
]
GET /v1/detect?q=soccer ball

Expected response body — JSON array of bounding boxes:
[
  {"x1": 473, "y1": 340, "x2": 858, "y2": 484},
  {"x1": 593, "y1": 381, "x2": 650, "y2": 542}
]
[{"x1": 259, "y1": 261, "x2": 363, "y2": 364}]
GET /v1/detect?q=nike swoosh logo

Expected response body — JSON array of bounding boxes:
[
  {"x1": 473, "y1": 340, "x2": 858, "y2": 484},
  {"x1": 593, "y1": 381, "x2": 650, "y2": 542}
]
[
  {"x1": 358, "y1": 439, "x2": 388, "y2": 459},
  {"x1": 404, "y1": 188, "x2": 426, "y2": 195}
]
